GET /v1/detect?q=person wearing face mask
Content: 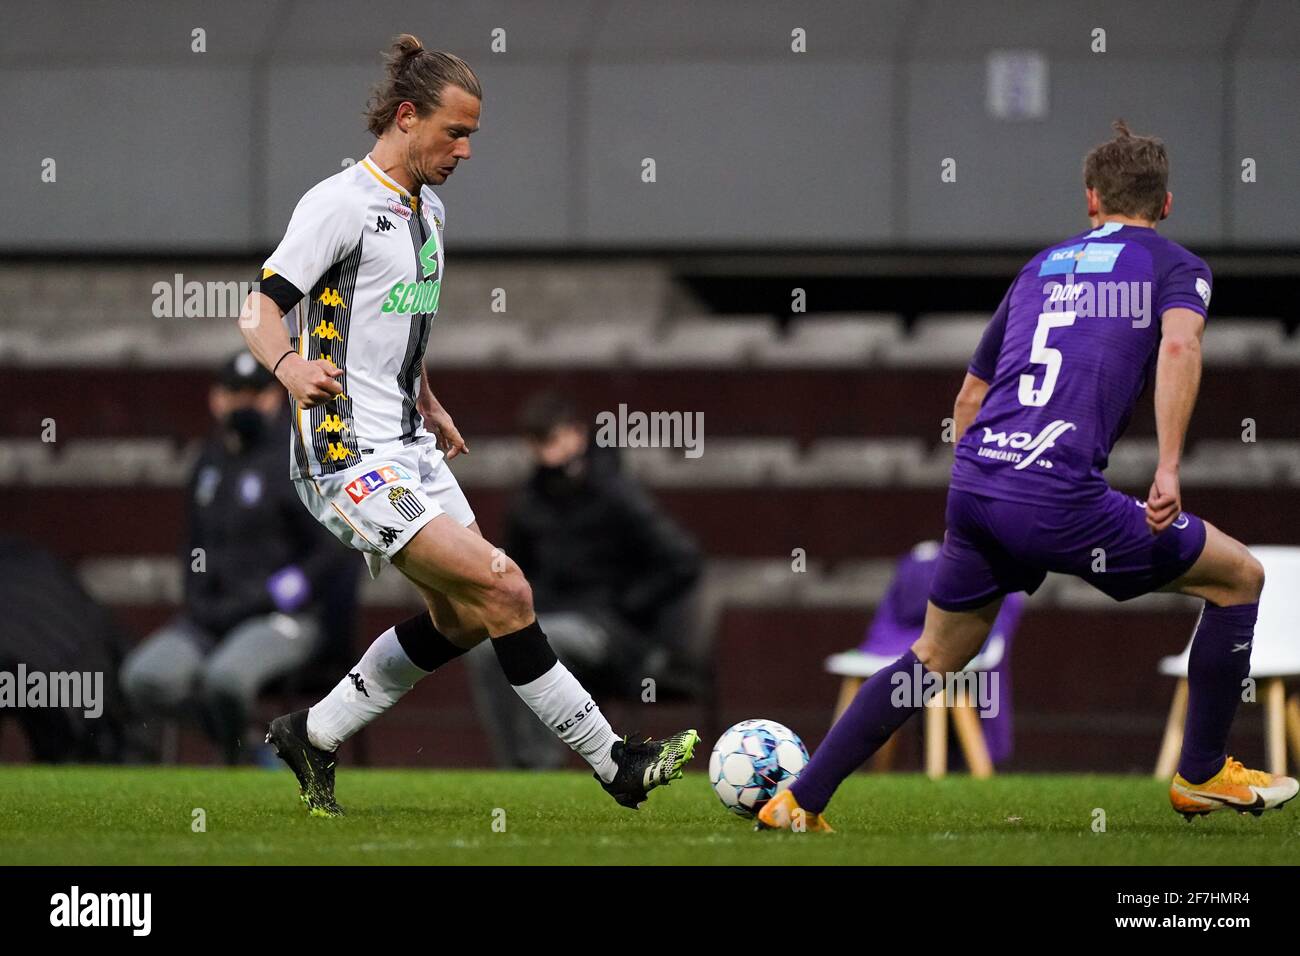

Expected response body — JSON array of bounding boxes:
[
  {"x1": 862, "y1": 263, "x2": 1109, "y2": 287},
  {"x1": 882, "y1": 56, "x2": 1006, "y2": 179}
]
[
  {"x1": 465, "y1": 391, "x2": 704, "y2": 769},
  {"x1": 119, "y1": 352, "x2": 351, "y2": 763}
]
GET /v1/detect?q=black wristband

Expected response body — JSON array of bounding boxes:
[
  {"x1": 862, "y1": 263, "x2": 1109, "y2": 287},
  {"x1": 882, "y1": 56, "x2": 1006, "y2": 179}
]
[{"x1": 272, "y1": 349, "x2": 296, "y2": 375}]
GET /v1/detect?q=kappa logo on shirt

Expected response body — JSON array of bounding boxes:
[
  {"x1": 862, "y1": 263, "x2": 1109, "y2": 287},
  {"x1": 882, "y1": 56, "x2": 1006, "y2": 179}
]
[
  {"x1": 344, "y1": 465, "x2": 413, "y2": 503},
  {"x1": 317, "y1": 287, "x2": 347, "y2": 308},
  {"x1": 312, "y1": 319, "x2": 342, "y2": 341}
]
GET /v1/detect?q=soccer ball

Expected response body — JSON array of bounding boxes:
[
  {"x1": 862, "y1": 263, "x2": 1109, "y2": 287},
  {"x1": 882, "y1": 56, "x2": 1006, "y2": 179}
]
[{"x1": 708, "y1": 718, "x2": 809, "y2": 817}]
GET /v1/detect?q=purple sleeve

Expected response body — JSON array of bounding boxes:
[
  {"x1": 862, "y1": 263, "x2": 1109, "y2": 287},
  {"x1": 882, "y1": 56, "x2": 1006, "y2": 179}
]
[
  {"x1": 1157, "y1": 254, "x2": 1212, "y2": 321},
  {"x1": 968, "y1": 281, "x2": 1014, "y2": 381}
]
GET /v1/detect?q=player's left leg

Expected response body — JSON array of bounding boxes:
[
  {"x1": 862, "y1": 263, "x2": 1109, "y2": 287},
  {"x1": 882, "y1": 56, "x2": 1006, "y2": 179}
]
[
  {"x1": 1158, "y1": 521, "x2": 1297, "y2": 817},
  {"x1": 1071, "y1": 491, "x2": 1295, "y2": 817},
  {"x1": 759, "y1": 598, "x2": 1002, "y2": 832},
  {"x1": 760, "y1": 488, "x2": 1039, "y2": 832},
  {"x1": 392, "y1": 514, "x2": 698, "y2": 808}
]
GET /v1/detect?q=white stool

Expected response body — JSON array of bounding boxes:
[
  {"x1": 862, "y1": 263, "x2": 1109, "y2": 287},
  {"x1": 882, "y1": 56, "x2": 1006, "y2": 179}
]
[{"x1": 825, "y1": 635, "x2": 1006, "y2": 780}]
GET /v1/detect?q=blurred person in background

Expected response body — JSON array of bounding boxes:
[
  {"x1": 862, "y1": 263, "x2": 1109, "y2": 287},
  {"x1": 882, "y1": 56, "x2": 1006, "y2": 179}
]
[
  {"x1": 466, "y1": 391, "x2": 703, "y2": 769},
  {"x1": 119, "y1": 352, "x2": 349, "y2": 764}
]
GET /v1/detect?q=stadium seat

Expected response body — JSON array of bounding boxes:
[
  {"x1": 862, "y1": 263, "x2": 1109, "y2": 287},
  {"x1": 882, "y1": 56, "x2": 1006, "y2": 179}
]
[
  {"x1": 1182, "y1": 440, "x2": 1300, "y2": 487},
  {"x1": 1264, "y1": 329, "x2": 1300, "y2": 366},
  {"x1": 630, "y1": 317, "x2": 780, "y2": 367},
  {"x1": 1103, "y1": 440, "x2": 1160, "y2": 487},
  {"x1": 621, "y1": 438, "x2": 797, "y2": 487},
  {"x1": 1153, "y1": 546, "x2": 1300, "y2": 778},
  {"x1": 879, "y1": 315, "x2": 989, "y2": 367},
  {"x1": 1200, "y1": 319, "x2": 1287, "y2": 366},
  {"x1": 425, "y1": 320, "x2": 538, "y2": 367},
  {"x1": 752, "y1": 314, "x2": 904, "y2": 367},
  {"x1": 510, "y1": 318, "x2": 659, "y2": 367},
  {"x1": 441, "y1": 438, "x2": 532, "y2": 489}
]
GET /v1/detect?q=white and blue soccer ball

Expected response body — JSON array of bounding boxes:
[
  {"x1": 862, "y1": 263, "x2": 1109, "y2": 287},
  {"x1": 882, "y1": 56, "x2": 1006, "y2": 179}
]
[{"x1": 709, "y1": 718, "x2": 809, "y2": 817}]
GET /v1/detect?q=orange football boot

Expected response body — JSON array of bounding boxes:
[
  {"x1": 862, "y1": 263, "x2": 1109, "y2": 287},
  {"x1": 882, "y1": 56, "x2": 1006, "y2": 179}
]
[
  {"x1": 1170, "y1": 756, "x2": 1299, "y2": 820},
  {"x1": 754, "y1": 789, "x2": 835, "y2": 833}
]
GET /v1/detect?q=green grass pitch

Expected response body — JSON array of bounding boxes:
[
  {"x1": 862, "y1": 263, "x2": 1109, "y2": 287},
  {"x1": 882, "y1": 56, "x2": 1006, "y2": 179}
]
[{"x1": 2, "y1": 766, "x2": 1298, "y2": 865}]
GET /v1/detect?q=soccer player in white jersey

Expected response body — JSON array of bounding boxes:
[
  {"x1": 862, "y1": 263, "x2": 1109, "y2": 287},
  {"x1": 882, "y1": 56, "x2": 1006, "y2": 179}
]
[{"x1": 238, "y1": 34, "x2": 697, "y2": 816}]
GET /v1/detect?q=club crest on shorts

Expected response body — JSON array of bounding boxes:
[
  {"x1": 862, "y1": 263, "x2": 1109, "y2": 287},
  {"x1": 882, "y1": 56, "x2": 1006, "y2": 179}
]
[{"x1": 387, "y1": 485, "x2": 426, "y2": 522}]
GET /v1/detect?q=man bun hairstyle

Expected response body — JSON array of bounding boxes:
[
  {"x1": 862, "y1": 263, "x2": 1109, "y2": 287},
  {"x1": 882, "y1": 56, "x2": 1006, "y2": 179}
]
[
  {"x1": 1082, "y1": 119, "x2": 1169, "y2": 222},
  {"x1": 364, "y1": 33, "x2": 482, "y2": 137}
]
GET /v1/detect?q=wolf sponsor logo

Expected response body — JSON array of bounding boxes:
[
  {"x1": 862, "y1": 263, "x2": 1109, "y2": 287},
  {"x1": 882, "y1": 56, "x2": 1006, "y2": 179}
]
[
  {"x1": 49, "y1": 886, "x2": 151, "y2": 936},
  {"x1": 344, "y1": 465, "x2": 412, "y2": 504},
  {"x1": 976, "y1": 419, "x2": 1076, "y2": 470},
  {"x1": 388, "y1": 485, "x2": 427, "y2": 522}
]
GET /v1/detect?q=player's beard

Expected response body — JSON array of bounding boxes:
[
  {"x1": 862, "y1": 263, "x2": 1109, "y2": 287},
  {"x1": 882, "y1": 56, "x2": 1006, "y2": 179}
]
[{"x1": 404, "y1": 140, "x2": 437, "y2": 190}]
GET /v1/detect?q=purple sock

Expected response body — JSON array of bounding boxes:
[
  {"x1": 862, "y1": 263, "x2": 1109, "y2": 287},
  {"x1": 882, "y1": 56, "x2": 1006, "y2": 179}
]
[
  {"x1": 1176, "y1": 602, "x2": 1257, "y2": 785},
  {"x1": 792, "y1": 650, "x2": 929, "y2": 813}
]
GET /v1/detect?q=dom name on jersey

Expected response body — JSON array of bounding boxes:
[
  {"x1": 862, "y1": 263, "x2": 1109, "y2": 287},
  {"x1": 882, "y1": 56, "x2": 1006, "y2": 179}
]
[
  {"x1": 380, "y1": 279, "x2": 440, "y2": 316},
  {"x1": 975, "y1": 419, "x2": 1077, "y2": 470}
]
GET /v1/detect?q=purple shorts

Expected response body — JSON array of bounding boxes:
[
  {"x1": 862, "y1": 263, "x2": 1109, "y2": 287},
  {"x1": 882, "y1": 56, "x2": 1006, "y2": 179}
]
[{"x1": 929, "y1": 487, "x2": 1208, "y2": 611}]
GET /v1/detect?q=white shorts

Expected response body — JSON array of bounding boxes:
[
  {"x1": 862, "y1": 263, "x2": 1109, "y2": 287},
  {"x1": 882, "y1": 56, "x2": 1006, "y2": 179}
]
[{"x1": 295, "y1": 439, "x2": 475, "y2": 578}]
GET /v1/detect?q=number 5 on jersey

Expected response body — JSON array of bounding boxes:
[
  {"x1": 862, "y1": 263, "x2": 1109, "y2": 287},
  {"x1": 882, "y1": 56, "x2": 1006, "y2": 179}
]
[{"x1": 1019, "y1": 311, "x2": 1076, "y2": 407}]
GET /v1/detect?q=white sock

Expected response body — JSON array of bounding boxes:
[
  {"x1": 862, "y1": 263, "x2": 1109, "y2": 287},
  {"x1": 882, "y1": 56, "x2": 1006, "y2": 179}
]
[
  {"x1": 306, "y1": 627, "x2": 430, "y2": 752},
  {"x1": 512, "y1": 661, "x2": 620, "y2": 782}
]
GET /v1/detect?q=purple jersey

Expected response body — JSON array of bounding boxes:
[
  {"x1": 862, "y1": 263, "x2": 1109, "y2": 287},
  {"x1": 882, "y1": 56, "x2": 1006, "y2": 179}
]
[{"x1": 951, "y1": 223, "x2": 1212, "y2": 506}]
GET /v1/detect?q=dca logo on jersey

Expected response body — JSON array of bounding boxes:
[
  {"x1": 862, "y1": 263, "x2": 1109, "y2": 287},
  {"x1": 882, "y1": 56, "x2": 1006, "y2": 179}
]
[
  {"x1": 1039, "y1": 242, "x2": 1124, "y2": 276},
  {"x1": 344, "y1": 465, "x2": 413, "y2": 504}
]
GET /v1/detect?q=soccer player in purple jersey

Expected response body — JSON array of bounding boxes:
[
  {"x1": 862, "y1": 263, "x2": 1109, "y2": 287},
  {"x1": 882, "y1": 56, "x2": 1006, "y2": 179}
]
[{"x1": 759, "y1": 121, "x2": 1297, "y2": 832}]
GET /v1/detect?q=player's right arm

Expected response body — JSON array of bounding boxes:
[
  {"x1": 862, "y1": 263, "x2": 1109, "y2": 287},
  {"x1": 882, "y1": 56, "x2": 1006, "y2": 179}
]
[
  {"x1": 238, "y1": 179, "x2": 362, "y2": 408},
  {"x1": 952, "y1": 280, "x2": 1012, "y2": 445},
  {"x1": 237, "y1": 292, "x2": 342, "y2": 408},
  {"x1": 952, "y1": 372, "x2": 990, "y2": 444},
  {"x1": 1146, "y1": 306, "x2": 1204, "y2": 533}
]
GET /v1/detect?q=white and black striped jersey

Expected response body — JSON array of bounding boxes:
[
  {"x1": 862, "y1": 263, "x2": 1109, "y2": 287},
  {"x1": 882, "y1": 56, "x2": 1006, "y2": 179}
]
[{"x1": 260, "y1": 155, "x2": 446, "y2": 480}]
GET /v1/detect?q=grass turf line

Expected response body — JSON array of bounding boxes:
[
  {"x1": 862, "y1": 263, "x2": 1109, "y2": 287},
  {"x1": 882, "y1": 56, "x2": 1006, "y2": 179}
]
[{"x1": 1, "y1": 766, "x2": 1297, "y2": 865}]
